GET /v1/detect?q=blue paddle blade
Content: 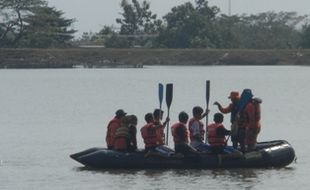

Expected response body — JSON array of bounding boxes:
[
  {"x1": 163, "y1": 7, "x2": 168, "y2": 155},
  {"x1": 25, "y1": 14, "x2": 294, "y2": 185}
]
[{"x1": 158, "y1": 83, "x2": 164, "y2": 106}]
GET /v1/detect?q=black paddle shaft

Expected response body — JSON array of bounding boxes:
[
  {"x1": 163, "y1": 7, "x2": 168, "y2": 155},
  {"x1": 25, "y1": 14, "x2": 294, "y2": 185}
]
[
  {"x1": 205, "y1": 80, "x2": 210, "y2": 143},
  {"x1": 165, "y1": 83, "x2": 173, "y2": 145}
]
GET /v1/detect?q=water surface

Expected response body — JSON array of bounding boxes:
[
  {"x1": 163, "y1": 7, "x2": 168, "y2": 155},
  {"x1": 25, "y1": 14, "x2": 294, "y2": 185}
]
[{"x1": 0, "y1": 66, "x2": 308, "y2": 189}]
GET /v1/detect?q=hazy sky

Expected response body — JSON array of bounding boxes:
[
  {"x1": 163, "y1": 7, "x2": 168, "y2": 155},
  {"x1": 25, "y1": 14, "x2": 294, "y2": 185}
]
[{"x1": 46, "y1": 0, "x2": 310, "y2": 37}]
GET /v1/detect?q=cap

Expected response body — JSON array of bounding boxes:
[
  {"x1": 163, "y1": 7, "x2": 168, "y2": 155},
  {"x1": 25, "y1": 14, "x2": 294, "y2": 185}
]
[
  {"x1": 115, "y1": 109, "x2": 127, "y2": 117},
  {"x1": 228, "y1": 91, "x2": 240, "y2": 99}
]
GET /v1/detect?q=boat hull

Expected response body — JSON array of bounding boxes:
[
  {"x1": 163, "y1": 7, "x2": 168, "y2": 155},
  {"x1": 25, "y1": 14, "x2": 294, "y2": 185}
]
[{"x1": 70, "y1": 140, "x2": 295, "y2": 169}]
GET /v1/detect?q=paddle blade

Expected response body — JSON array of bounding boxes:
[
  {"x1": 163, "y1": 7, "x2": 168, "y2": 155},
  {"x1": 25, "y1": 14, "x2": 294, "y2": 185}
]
[
  {"x1": 206, "y1": 80, "x2": 210, "y2": 107},
  {"x1": 166, "y1": 83, "x2": 173, "y2": 109},
  {"x1": 158, "y1": 83, "x2": 164, "y2": 107}
]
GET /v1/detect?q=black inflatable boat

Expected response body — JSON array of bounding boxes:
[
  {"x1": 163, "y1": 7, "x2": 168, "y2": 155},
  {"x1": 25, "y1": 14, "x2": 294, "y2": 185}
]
[{"x1": 70, "y1": 140, "x2": 295, "y2": 169}]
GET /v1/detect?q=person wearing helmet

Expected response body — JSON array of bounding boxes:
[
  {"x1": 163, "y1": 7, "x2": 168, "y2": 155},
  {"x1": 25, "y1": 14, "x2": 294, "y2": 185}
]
[
  {"x1": 171, "y1": 111, "x2": 199, "y2": 156},
  {"x1": 243, "y1": 96, "x2": 262, "y2": 151},
  {"x1": 207, "y1": 113, "x2": 231, "y2": 154}
]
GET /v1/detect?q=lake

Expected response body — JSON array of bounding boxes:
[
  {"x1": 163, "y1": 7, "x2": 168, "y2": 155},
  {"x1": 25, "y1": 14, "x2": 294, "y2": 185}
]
[{"x1": 0, "y1": 66, "x2": 308, "y2": 189}]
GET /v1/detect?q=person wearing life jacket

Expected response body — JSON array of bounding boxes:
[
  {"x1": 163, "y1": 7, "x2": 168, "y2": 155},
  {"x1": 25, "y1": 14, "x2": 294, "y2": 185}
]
[
  {"x1": 214, "y1": 91, "x2": 240, "y2": 149},
  {"x1": 153, "y1": 109, "x2": 169, "y2": 146},
  {"x1": 105, "y1": 109, "x2": 127, "y2": 150},
  {"x1": 188, "y1": 106, "x2": 208, "y2": 148},
  {"x1": 207, "y1": 113, "x2": 231, "y2": 154},
  {"x1": 243, "y1": 97, "x2": 262, "y2": 151},
  {"x1": 171, "y1": 111, "x2": 199, "y2": 156},
  {"x1": 140, "y1": 113, "x2": 158, "y2": 152},
  {"x1": 114, "y1": 115, "x2": 138, "y2": 152}
]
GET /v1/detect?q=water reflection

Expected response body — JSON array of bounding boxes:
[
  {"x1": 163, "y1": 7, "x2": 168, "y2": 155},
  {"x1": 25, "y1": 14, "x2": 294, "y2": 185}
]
[{"x1": 72, "y1": 160, "x2": 297, "y2": 190}]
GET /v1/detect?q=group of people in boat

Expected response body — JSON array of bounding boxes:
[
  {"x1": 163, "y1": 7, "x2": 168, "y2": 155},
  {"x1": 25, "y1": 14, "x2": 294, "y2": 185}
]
[{"x1": 105, "y1": 89, "x2": 262, "y2": 156}]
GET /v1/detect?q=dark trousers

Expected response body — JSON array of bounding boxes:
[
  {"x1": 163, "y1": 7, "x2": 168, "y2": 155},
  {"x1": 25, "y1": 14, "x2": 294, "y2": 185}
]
[
  {"x1": 175, "y1": 144, "x2": 200, "y2": 156},
  {"x1": 210, "y1": 146, "x2": 225, "y2": 154}
]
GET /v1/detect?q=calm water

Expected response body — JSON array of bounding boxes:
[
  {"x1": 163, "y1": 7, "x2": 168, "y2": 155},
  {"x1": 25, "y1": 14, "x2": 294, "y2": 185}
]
[{"x1": 0, "y1": 66, "x2": 309, "y2": 190}]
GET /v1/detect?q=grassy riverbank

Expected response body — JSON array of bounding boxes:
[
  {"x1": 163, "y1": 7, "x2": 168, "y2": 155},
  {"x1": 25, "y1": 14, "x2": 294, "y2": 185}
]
[{"x1": 0, "y1": 48, "x2": 309, "y2": 68}]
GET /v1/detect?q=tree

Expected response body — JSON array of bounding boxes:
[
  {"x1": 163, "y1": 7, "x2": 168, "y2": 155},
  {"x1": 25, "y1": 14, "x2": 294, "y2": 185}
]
[
  {"x1": 109, "y1": 0, "x2": 162, "y2": 48},
  {"x1": 117, "y1": 0, "x2": 161, "y2": 35},
  {"x1": 213, "y1": 15, "x2": 241, "y2": 48},
  {"x1": 156, "y1": 0, "x2": 220, "y2": 48},
  {"x1": 299, "y1": 23, "x2": 310, "y2": 48},
  {"x1": 0, "y1": 0, "x2": 46, "y2": 47},
  {"x1": 20, "y1": 6, "x2": 76, "y2": 48},
  {"x1": 235, "y1": 12, "x2": 304, "y2": 49}
]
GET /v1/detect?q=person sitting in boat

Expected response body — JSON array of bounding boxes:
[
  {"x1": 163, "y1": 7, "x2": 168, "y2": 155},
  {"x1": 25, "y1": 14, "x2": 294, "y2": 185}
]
[
  {"x1": 140, "y1": 113, "x2": 157, "y2": 152},
  {"x1": 128, "y1": 115, "x2": 138, "y2": 151},
  {"x1": 242, "y1": 93, "x2": 262, "y2": 151},
  {"x1": 171, "y1": 111, "x2": 200, "y2": 156},
  {"x1": 153, "y1": 109, "x2": 169, "y2": 146},
  {"x1": 188, "y1": 106, "x2": 208, "y2": 148},
  {"x1": 105, "y1": 109, "x2": 127, "y2": 150},
  {"x1": 214, "y1": 91, "x2": 241, "y2": 149},
  {"x1": 114, "y1": 115, "x2": 138, "y2": 152},
  {"x1": 207, "y1": 113, "x2": 231, "y2": 154}
]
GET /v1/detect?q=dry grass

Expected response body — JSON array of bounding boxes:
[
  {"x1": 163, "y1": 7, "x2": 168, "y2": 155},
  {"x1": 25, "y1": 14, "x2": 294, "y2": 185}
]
[{"x1": 0, "y1": 48, "x2": 309, "y2": 68}]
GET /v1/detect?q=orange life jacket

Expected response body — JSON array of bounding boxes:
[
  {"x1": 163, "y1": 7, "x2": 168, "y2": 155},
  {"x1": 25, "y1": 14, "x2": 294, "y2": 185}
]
[
  {"x1": 188, "y1": 118, "x2": 205, "y2": 141},
  {"x1": 140, "y1": 123, "x2": 158, "y2": 148},
  {"x1": 207, "y1": 123, "x2": 226, "y2": 147},
  {"x1": 113, "y1": 126, "x2": 129, "y2": 151},
  {"x1": 244, "y1": 101, "x2": 261, "y2": 129},
  {"x1": 105, "y1": 118, "x2": 121, "y2": 148},
  {"x1": 154, "y1": 121, "x2": 165, "y2": 145},
  {"x1": 171, "y1": 122, "x2": 189, "y2": 144},
  {"x1": 253, "y1": 100, "x2": 261, "y2": 123}
]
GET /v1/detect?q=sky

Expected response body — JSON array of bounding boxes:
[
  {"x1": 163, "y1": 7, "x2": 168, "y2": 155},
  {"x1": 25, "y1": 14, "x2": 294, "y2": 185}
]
[{"x1": 46, "y1": 0, "x2": 310, "y2": 37}]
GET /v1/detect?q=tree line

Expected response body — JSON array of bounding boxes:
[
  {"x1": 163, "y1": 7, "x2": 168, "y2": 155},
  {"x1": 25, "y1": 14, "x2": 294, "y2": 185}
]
[
  {"x1": 0, "y1": 0, "x2": 75, "y2": 48},
  {"x1": 2, "y1": 0, "x2": 310, "y2": 49}
]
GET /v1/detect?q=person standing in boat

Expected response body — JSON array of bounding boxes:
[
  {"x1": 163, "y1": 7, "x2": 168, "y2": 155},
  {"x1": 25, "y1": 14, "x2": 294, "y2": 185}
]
[
  {"x1": 242, "y1": 96, "x2": 262, "y2": 151},
  {"x1": 140, "y1": 113, "x2": 158, "y2": 152},
  {"x1": 188, "y1": 106, "x2": 208, "y2": 148},
  {"x1": 153, "y1": 109, "x2": 169, "y2": 146},
  {"x1": 171, "y1": 111, "x2": 200, "y2": 156},
  {"x1": 114, "y1": 115, "x2": 138, "y2": 152},
  {"x1": 207, "y1": 113, "x2": 231, "y2": 154},
  {"x1": 214, "y1": 91, "x2": 241, "y2": 149},
  {"x1": 105, "y1": 109, "x2": 127, "y2": 150}
]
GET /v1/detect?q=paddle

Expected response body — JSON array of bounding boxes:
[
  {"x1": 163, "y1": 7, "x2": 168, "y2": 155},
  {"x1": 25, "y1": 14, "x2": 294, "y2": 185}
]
[
  {"x1": 205, "y1": 80, "x2": 210, "y2": 143},
  {"x1": 158, "y1": 83, "x2": 164, "y2": 114},
  {"x1": 165, "y1": 83, "x2": 173, "y2": 145}
]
